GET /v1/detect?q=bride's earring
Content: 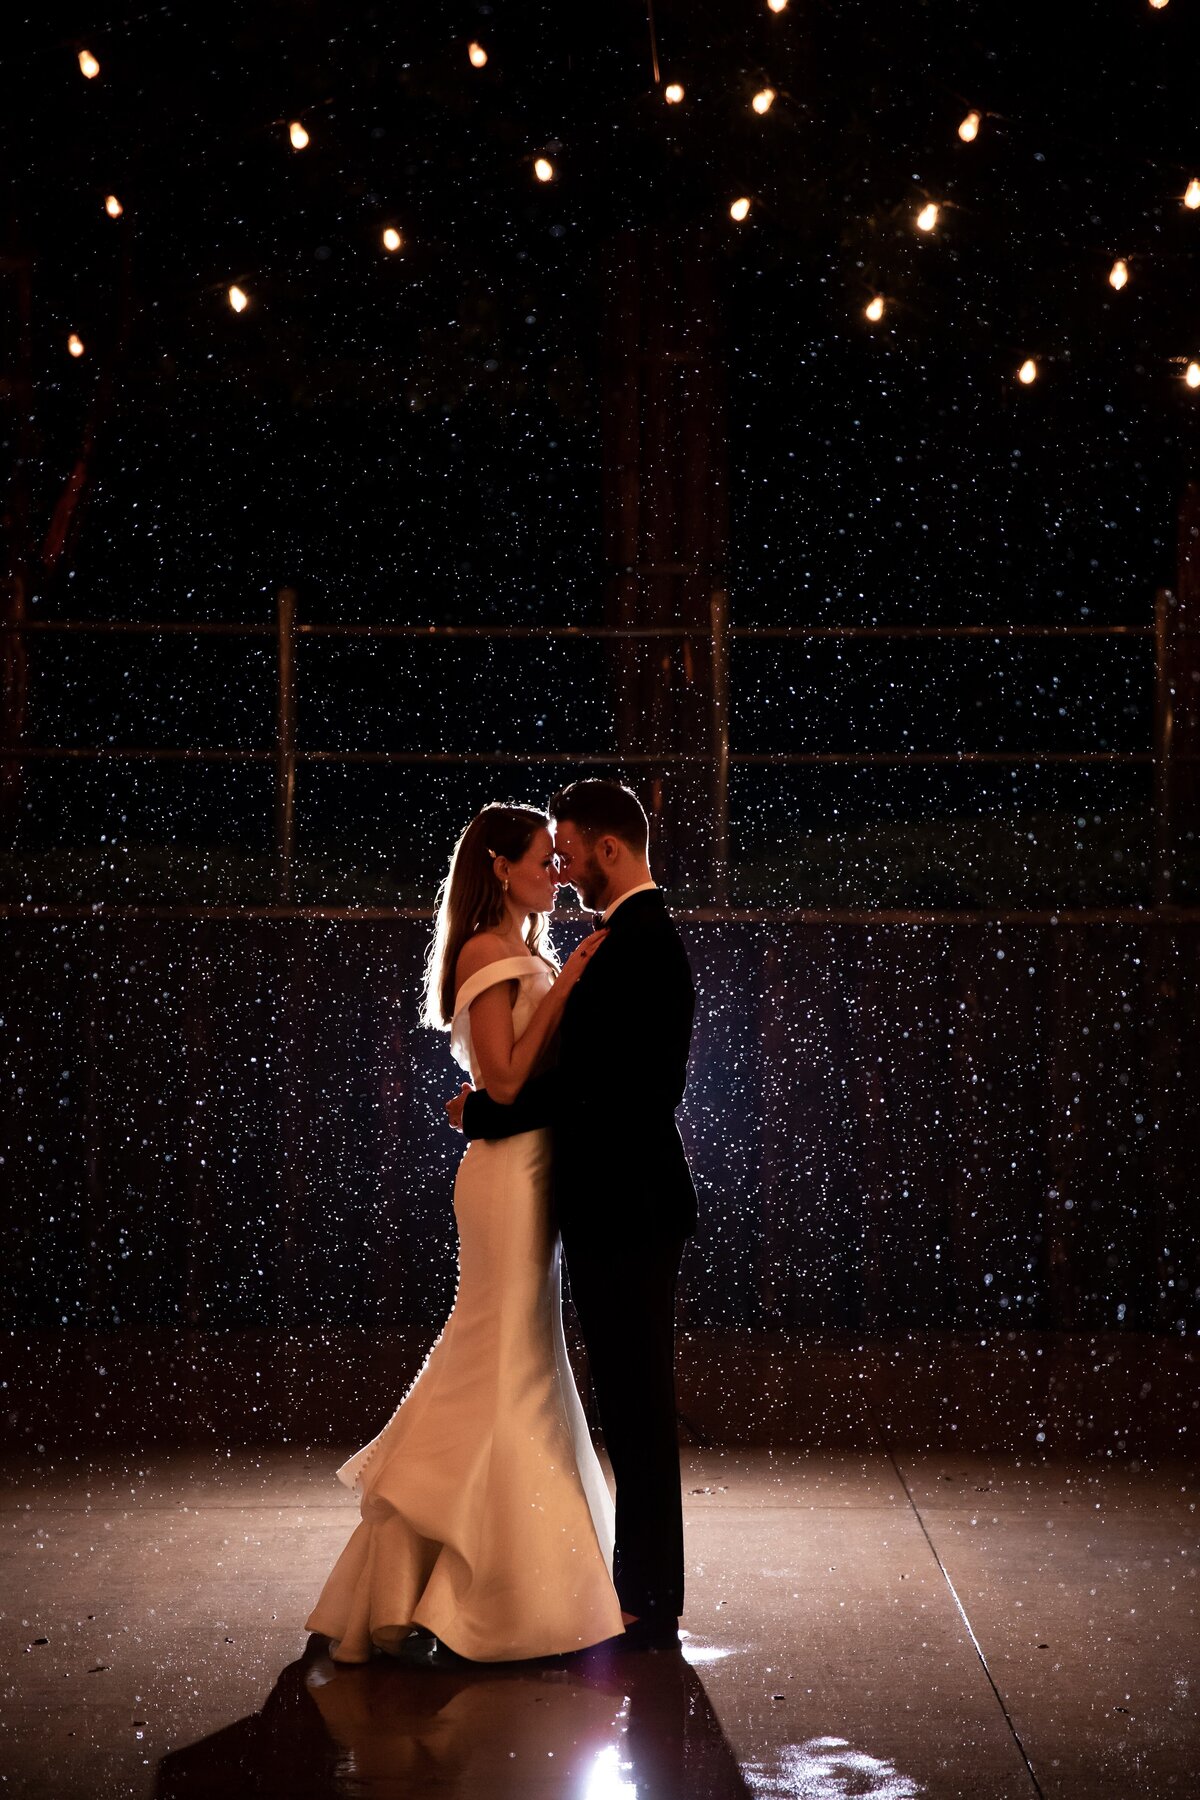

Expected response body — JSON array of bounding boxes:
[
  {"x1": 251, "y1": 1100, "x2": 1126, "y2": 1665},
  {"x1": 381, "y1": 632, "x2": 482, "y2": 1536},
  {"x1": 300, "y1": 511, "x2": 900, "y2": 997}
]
[{"x1": 502, "y1": 878, "x2": 510, "y2": 893}]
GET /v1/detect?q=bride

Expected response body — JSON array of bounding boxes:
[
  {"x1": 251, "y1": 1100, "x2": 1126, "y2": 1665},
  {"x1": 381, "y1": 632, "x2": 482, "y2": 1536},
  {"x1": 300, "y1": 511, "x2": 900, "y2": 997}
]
[{"x1": 304, "y1": 801, "x2": 623, "y2": 1662}]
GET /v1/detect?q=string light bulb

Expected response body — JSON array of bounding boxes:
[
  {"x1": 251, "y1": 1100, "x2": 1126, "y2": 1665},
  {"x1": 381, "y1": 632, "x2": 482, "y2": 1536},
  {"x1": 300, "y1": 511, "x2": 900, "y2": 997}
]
[
  {"x1": 767, "y1": 0, "x2": 789, "y2": 11},
  {"x1": 916, "y1": 202, "x2": 939, "y2": 232},
  {"x1": 104, "y1": 194, "x2": 123, "y2": 219},
  {"x1": 729, "y1": 196, "x2": 752, "y2": 222},
  {"x1": 67, "y1": 333, "x2": 85, "y2": 358},
  {"x1": 1018, "y1": 358, "x2": 1038, "y2": 384},
  {"x1": 1186, "y1": 362, "x2": 1200, "y2": 388},
  {"x1": 1149, "y1": 0, "x2": 1169, "y2": 9},
  {"x1": 381, "y1": 226, "x2": 403, "y2": 252},
  {"x1": 533, "y1": 157, "x2": 555, "y2": 183},
  {"x1": 752, "y1": 88, "x2": 776, "y2": 115},
  {"x1": 1185, "y1": 179, "x2": 1200, "y2": 210},
  {"x1": 1108, "y1": 259, "x2": 1129, "y2": 290},
  {"x1": 78, "y1": 49, "x2": 100, "y2": 79},
  {"x1": 228, "y1": 285, "x2": 248, "y2": 313},
  {"x1": 664, "y1": 83, "x2": 684, "y2": 104},
  {"x1": 468, "y1": 41, "x2": 488, "y2": 67},
  {"x1": 288, "y1": 121, "x2": 310, "y2": 150},
  {"x1": 958, "y1": 111, "x2": 981, "y2": 143},
  {"x1": 865, "y1": 296, "x2": 885, "y2": 323}
]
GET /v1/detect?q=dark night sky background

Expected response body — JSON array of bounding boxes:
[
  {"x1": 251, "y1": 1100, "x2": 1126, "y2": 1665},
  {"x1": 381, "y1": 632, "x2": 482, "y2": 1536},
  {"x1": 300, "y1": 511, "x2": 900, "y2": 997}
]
[{"x1": 5, "y1": 0, "x2": 1199, "y2": 905}]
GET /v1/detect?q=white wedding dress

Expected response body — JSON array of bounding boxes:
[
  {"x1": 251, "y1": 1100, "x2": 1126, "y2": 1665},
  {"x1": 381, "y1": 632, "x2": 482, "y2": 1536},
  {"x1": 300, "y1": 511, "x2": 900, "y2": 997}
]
[{"x1": 304, "y1": 953, "x2": 624, "y2": 1662}]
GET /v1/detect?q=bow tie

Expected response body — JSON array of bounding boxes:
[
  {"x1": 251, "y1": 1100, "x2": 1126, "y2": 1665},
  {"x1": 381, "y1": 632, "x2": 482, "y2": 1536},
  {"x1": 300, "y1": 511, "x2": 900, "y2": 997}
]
[{"x1": 590, "y1": 911, "x2": 605, "y2": 931}]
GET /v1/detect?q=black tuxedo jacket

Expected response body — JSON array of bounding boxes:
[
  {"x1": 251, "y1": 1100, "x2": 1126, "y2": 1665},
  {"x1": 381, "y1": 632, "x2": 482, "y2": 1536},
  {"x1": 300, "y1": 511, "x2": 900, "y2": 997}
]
[{"x1": 460, "y1": 888, "x2": 699, "y2": 1244}]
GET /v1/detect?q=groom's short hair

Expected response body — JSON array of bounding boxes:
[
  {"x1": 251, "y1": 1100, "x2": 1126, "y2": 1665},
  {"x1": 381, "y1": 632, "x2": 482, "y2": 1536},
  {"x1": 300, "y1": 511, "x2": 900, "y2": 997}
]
[{"x1": 549, "y1": 779, "x2": 649, "y2": 854}]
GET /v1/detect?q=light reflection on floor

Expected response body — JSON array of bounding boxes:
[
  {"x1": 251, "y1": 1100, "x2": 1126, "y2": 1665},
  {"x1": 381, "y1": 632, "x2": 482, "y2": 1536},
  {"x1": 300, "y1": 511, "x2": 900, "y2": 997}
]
[
  {"x1": 154, "y1": 1632, "x2": 756, "y2": 1798},
  {"x1": 581, "y1": 1740, "x2": 637, "y2": 1799},
  {"x1": 150, "y1": 1634, "x2": 935, "y2": 1800},
  {"x1": 292, "y1": 1637, "x2": 918, "y2": 1800},
  {"x1": 743, "y1": 1736, "x2": 925, "y2": 1800},
  {"x1": 680, "y1": 1632, "x2": 736, "y2": 1665}
]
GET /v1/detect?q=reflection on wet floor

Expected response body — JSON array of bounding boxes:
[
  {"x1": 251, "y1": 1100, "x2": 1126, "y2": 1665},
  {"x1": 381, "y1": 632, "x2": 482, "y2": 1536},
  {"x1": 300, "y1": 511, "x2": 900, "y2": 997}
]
[
  {"x1": 154, "y1": 1634, "x2": 753, "y2": 1800},
  {"x1": 741, "y1": 1737, "x2": 924, "y2": 1800},
  {"x1": 6, "y1": 1447, "x2": 1196, "y2": 1798}
]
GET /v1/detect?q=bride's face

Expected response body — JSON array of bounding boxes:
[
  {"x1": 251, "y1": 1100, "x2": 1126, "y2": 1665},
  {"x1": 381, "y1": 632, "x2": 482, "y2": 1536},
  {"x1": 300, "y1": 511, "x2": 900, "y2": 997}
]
[{"x1": 506, "y1": 826, "x2": 560, "y2": 917}]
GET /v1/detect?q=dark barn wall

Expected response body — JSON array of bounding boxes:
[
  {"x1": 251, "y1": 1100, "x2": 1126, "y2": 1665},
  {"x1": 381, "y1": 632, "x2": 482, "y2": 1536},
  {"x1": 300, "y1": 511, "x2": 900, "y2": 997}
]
[{"x1": 3, "y1": 916, "x2": 1195, "y2": 1339}]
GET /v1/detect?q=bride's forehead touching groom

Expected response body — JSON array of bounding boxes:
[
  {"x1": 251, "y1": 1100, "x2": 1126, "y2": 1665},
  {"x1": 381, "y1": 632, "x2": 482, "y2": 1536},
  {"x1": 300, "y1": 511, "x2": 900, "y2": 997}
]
[{"x1": 305, "y1": 777, "x2": 698, "y2": 1666}]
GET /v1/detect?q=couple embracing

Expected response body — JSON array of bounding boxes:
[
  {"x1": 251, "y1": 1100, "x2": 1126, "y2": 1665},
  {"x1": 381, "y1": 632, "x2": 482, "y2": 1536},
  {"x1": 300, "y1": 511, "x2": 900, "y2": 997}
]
[{"x1": 305, "y1": 779, "x2": 699, "y2": 1662}]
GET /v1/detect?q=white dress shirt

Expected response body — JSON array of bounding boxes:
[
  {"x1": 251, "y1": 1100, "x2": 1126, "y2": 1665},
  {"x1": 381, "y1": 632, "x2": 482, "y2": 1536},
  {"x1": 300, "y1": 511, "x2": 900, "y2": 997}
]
[{"x1": 599, "y1": 880, "x2": 659, "y2": 923}]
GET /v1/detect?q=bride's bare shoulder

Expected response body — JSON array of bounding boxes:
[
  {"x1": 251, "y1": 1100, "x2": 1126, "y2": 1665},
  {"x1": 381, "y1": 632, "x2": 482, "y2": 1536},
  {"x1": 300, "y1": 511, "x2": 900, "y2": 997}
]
[{"x1": 455, "y1": 932, "x2": 518, "y2": 986}]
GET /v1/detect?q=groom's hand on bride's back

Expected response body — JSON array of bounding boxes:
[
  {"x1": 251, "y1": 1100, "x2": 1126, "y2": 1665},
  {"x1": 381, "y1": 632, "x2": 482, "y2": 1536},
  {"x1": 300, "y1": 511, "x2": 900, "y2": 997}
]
[{"x1": 445, "y1": 1082, "x2": 473, "y2": 1131}]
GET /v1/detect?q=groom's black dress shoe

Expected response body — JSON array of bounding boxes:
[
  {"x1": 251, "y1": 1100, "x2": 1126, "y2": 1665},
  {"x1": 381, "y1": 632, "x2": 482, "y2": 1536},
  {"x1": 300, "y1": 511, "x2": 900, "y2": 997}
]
[
  {"x1": 616, "y1": 1614, "x2": 681, "y2": 1652},
  {"x1": 389, "y1": 1630, "x2": 468, "y2": 1669}
]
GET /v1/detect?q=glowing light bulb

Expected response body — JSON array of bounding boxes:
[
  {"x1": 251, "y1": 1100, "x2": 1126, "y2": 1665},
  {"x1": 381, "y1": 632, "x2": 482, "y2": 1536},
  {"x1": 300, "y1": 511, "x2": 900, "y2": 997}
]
[
  {"x1": 767, "y1": 0, "x2": 789, "y2": 11},
  {"x1": 1018, "y1": 358, "x2": 1038, "y2": 384},
  {"x1": 958, "y1": 111, "x2": 981, "y2": 142},
  {"x1": 67, "y1": 333, "x2": 85, "y2": 357},
  {"x1": 752, "y1": 88, "x2": 776, "y2": 114},
  {"x1": 1186, "y1": 362, "x2": 1200, "y2": 389},
  {"x1": 381, "y1": 226, "x2": 403, "y2": 252},
  {"x1": 1185, "y1": 178, "x2": 1200, "y2": 210},
  {"x1": 468, "y1": 41, "x2": 488, "y2": 67},
  {"x1": 228, "y1": 285, "x2": 248, "y2": 313},
  {"x1": 916, "y1": 201, "x2": 939, "y2": 232},
  {"x1": 1149, "y1": 0, "x2": 1169, "y2": 9},
  {"x1": 78, "y1": 49, "x2": 100, "y2": 79},
  {"x1": 865, "y1": 296, "x2": 885, "y2": 323},
  {"x1": 534, "y1": 157, "x2": 555, "y2": 183},
  {"x1": 104, "y1": 194, "x2": 123, "y2": 218},
  {"x1": 664, "y1": 83, "x2": 684, "y2": 104},
  {"x1": 729, "y1": 196, "x2": 752, "y2": 222},
  {"x1": 289, "y1": 121, "x2": 309, "y2": 150},
  {"x1": 1108, "y1": 259, "x2": 1129, "y2": 290}
]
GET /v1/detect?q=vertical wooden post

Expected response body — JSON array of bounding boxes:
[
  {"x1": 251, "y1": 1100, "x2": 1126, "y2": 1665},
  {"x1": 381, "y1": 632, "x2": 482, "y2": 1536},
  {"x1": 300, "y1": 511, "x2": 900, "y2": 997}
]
[{"x1": 276, "y1": 587, "x2": 297, "y2": 902}]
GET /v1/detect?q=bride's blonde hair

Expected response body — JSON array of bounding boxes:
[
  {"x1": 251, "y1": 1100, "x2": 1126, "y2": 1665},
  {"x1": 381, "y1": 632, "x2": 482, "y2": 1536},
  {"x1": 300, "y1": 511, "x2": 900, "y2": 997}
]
[{"x1": 421, "y1": 801, "x2": 556, "y2": 1029}]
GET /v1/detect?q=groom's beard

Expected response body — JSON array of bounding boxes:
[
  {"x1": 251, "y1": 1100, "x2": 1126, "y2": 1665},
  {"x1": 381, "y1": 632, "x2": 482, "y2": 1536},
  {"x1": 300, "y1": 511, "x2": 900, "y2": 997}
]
[{"x1": 567, "y1": 854, "x2": 607, "y2": 913}]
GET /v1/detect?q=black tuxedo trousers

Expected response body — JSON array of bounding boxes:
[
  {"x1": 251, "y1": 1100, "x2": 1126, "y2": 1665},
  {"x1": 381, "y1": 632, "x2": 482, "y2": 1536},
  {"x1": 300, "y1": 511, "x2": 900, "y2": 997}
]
[
  {"x1": 563, "y1": 1228, "x2": 686, "y2": 1621},
  {"x1": 460, "y1": 888, "x2": 698, "y2": 1621}
]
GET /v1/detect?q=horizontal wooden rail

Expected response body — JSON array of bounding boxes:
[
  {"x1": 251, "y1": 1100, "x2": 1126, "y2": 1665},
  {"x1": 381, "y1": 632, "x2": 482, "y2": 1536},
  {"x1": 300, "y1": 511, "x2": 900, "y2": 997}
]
[
  {"x1": 0, "y1": 619, "x2": 1156, "y2": 639},
  {"x1": 0, "y1": 746, "x2": 1172, "y2": 765}
]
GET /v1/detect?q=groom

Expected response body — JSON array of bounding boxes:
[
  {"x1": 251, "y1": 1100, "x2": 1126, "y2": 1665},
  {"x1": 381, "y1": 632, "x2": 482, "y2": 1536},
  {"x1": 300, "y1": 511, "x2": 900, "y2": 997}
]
[{"x1": 447, "y1": 778, "x2": 698, "y2": 1650}]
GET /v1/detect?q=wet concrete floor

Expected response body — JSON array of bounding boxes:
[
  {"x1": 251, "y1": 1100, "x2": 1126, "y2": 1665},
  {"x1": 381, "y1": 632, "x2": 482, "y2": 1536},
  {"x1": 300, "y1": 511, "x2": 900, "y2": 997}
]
[{"x1": 1, "y1": 1447, "x2": 1195, "y2": 1798}]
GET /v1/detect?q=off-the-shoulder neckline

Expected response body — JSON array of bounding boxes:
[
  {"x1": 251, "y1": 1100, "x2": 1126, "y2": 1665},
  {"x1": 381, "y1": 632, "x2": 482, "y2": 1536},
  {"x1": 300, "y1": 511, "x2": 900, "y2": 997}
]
[{"x1": 452, "y1": 953, "x2": 550, "y2": 1019}]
